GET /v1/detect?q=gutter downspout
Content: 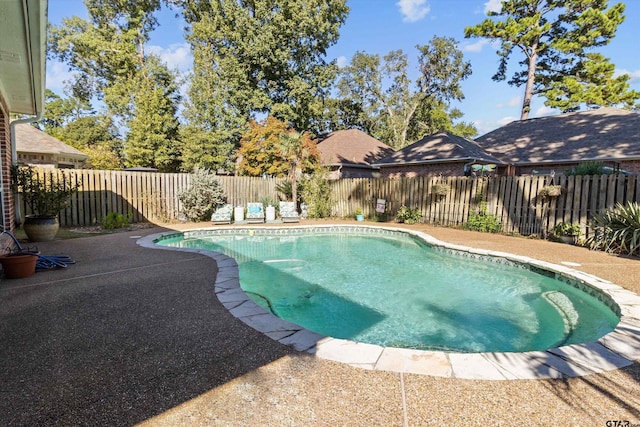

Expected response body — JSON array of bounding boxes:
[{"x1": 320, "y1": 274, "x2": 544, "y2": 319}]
[{"x1": 8, "y1": 114, "x2": 43, "y2": 227}]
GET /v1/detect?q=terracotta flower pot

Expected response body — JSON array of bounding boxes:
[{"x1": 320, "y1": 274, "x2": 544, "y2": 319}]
[{"x1": 0, "y1": 253, "x2": 38, "y2": 279}]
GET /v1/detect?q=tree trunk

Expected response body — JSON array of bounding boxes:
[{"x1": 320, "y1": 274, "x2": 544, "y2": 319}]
[{"x1": 520, "y1": 45, "x2": 538, "y2": 121}]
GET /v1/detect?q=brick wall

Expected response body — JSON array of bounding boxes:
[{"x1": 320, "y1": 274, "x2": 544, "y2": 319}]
[
  {"x1": 516, "y1": 160, "x2": 640, "y2": 176},
  {"x1": 0, "y1": 96, "x2": 15, "y2": 232},
  {"x1": 380, "y1": 162, "x2": 466, "y2": 178}
]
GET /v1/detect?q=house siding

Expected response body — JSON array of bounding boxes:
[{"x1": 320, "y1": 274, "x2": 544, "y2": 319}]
[{"x1": 0, "y1": 96, "x2": 15, "y2": 232}]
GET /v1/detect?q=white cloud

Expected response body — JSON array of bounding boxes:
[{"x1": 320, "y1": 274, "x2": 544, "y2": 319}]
[
  {"x1": 463, "y1": 39, "x2": 491, "y2": 53},
  {"x1": 148, "y1": 43, "x2": 192, "y2": 71},
  {"x1": 497, "y1": 116, "x2": 517, "y2": 126},
  {"x1": 484, "y1": 0, "x2": 502, "y2": 14},
  {"x1": 397, "y1": 0, "x2": 430, "y2": 23},
  {"x1": 534, "y1": 106, "x2": 556, "y2": 117},
  {"x1": 495, "y1": 96, "x2": 521, "y2": 108},
  {"x1": 614, "y1": 68, "x2": 640, "y2": 82},
  {"x1": 336, "y1": 56, "x2": 348, "y2": 68},
  {"x1": 45, "y1": 61, "x2": 75, "y2": 94}
]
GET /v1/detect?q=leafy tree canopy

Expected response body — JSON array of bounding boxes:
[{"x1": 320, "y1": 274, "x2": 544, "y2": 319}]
[
  {"x1": 49, "y1": 0, "x2": 183, "y2": 171},
  {"x1": 465, "y1": 0, "x2": 636, "y2": 118},
  {"x1": 178, "y1": 0, "x2": 348, "y2": 168},
  {"x1": 335, "y1": 36, "x2": 475, "y2": 148},
  {"x1": 237, "y1": 116, "x2": 320, "y2": 181}
]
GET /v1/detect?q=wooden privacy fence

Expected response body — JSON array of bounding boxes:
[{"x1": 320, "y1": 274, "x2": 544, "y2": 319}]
[
  {"x1": 19, "y1": 169, "x2": 640, "y2": 237},
  {"x1": 330, "y1": 175, "x2": 639, "y2": 237}
]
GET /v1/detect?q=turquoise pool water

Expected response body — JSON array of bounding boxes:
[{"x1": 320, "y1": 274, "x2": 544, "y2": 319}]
[{"x1": 159, "y1": 229, "x2": 619, "y2": 353}]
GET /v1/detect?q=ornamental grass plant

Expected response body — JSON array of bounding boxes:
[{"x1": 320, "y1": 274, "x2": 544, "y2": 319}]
[{"x1": 586, "y1": 201, "x2": 640, "y2": 256}]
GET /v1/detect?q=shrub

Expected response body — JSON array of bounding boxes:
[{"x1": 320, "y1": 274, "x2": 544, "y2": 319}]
[
  {"x1": 396, "y1": 205, "x2": 421, "y2": 224},
  {"x1": 465, "y1": 201, "x2": 502, "y2": 233},
  {"x1": 178, "y1": 167, "x2": 226, "y2": 221},
  {"x1": 565, "y1": 161, "x2": 605, "y2": 176},
  {"x1": 299, "y1": 171, "x2": 332, "y2": 218},
  {"x1": 102, "y1": 212, "x2": 130, "y2": 229},
  {"x1": 552, "y1": 222, "x2": 580, "y2": 236},
  {"x1": 586, "y1": 201, "x2": 640, "y2": 256}
]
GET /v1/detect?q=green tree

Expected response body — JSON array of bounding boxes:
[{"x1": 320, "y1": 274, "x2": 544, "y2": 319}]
[
  {"x1": 40, "y1": 89, "x2": 93, "y2": 137},
  {"x1": 58, "y1": 116, "x2": 124, "y2": 169},
  {"x1": 336, "y1": 36, "x2": 473, "y2": 149},
  {"x1": 278, "y1": 130, "x2": 320, "y2": 204},
  {"x1": 545, "y1": 53, "x2": 640, "y2": 111},
  {"x1": 237, "y1": 117, "x2": 320, "y2": 201},
  {"x1": 179, "y1": 0, "x2": 348, "y2": 171},
  {"x1": 48, "y1": 0, "x2": 182, "y2": 171},
  {"x1": 465, "y1": 0, "x2": 634, "y2": 119}
]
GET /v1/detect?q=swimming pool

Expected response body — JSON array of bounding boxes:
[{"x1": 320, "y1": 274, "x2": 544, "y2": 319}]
[
  {"x1": 140, "y1": 225, "x2": 640, "y2": 379},
  {"x1": 158, "y1": 227, "x2": 618, "y2": 353}
]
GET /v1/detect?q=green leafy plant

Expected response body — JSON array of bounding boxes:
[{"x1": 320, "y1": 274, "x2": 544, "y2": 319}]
[
  {"x1": 299, "y1": 171, "x2": 332, "y2": 218},
  {"x1": 355, "y1": 207, "x2": 363, "y2": 216},
  {"x1": 586, "y1": 202, "x2": 640, "y2": 256},
  {"x1": 552, "y1": 222, "x2": 580, "y2": 236},
  {"x1": 465, "y1": 201, "x2": 502, "y2": 233},
  {"x1": 177, "y1": 167, "x2": 226, "y2": 221},
  {"x1": 102, "y1": 212, "x2": 130, "y2": 229},
  {"x1": 12, "y1": 166, "x2": 80, "y2": 217},
  {"x1": 396, "y1": 205, "x2": 421, "y2": 224},
  {"x1": 565, "y1": 161, "x2": 605, "y2": 176}
]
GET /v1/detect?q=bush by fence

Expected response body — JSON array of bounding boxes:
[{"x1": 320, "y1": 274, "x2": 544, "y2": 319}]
[{"x1": 18, "y1": 168, "x2": 639, "y2": 238}]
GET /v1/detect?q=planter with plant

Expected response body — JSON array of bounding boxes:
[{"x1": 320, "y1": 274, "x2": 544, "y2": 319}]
[
  {"x1": 13, "y1": 166, "x2": 80, "y2": 241},
  {"x1": 431, "y1": 183, "x2": 450, "y2": 198},
  {"x1": 538, "y1": 185, "x2": 562, "y2": 200},
  {"x1": 552, "y1": 221, "x2": 581, "y2": 244},
  {"x1": 355, "y1": 207, "x2": 364, "y2": 221}
]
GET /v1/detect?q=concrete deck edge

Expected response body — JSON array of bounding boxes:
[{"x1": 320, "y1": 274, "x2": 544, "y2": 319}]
[{"x1": 137, "y1": 224, "x2": 640, "y2": 380}]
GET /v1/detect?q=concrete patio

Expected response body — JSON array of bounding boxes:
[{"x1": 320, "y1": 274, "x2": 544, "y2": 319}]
[{"x1": 1, "y1": 222, "x2": 639, "y2": 426}]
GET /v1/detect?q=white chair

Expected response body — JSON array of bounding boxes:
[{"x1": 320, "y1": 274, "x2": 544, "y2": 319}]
[
  {"x1": 246, "y1": 202, "x2": 265, "y2": 223},
  {"x1": 211, "y1": 204, "x2": 233, "y2": 224},
  {"x1": 279, "y1": 201, "x2": 300, "y2": 223}
]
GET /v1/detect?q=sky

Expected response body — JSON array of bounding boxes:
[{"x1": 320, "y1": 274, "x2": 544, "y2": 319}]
[{"x1": 46, "y1": 0, "x2": 640, "y2": 137}]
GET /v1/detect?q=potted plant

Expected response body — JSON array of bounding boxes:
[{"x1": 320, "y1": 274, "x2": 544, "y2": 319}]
[
  {"x1": 431, "y1": 183, "x2": 450, "y2": 198},
  {"x1": 12, "y1": 166, "x2": 80, "y2": 241},
  {"x1": 355, "y1": 207, "x2": 364, "y2": 221},
  {"x1": 0, "y1": 231, "x2": 38, "y2": 278},
  {"x1": 552, "y1": 221, "x2": 581, "y2": 244},
  {"x1": 538, "y1": 185, "x2": 562, "y2": 200}
]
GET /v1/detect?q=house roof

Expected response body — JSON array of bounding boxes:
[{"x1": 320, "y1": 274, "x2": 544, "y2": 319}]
[
  {"x1": 374, "y1": 132, "x2": 504, "y2": 167},
  {"x1": 16, "y1": 123, "x2": 89, "y2": 160},
  {"x1": 0, "y1": 0, "x2": 47, "y2": 115},
  {"x1": 475, "y1": 107, "x2": 640, "y2": 165},
  {"x1": 316, "y1": 129, "x2": 395, "y2": 168}
]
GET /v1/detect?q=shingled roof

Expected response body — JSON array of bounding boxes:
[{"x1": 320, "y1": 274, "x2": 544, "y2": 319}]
[
  {"x1": 374, "y1": 132, "x2": 504, "y2": 166},
  {"x1": 475, "y1": 107, "x2": 640, "y2": 165},
  {"x1": 16, "y1": 123, "x2": 88, "y2": 160},
  {"x1": 316, "y1": 129, "x2": 394, "y2": 167}
]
